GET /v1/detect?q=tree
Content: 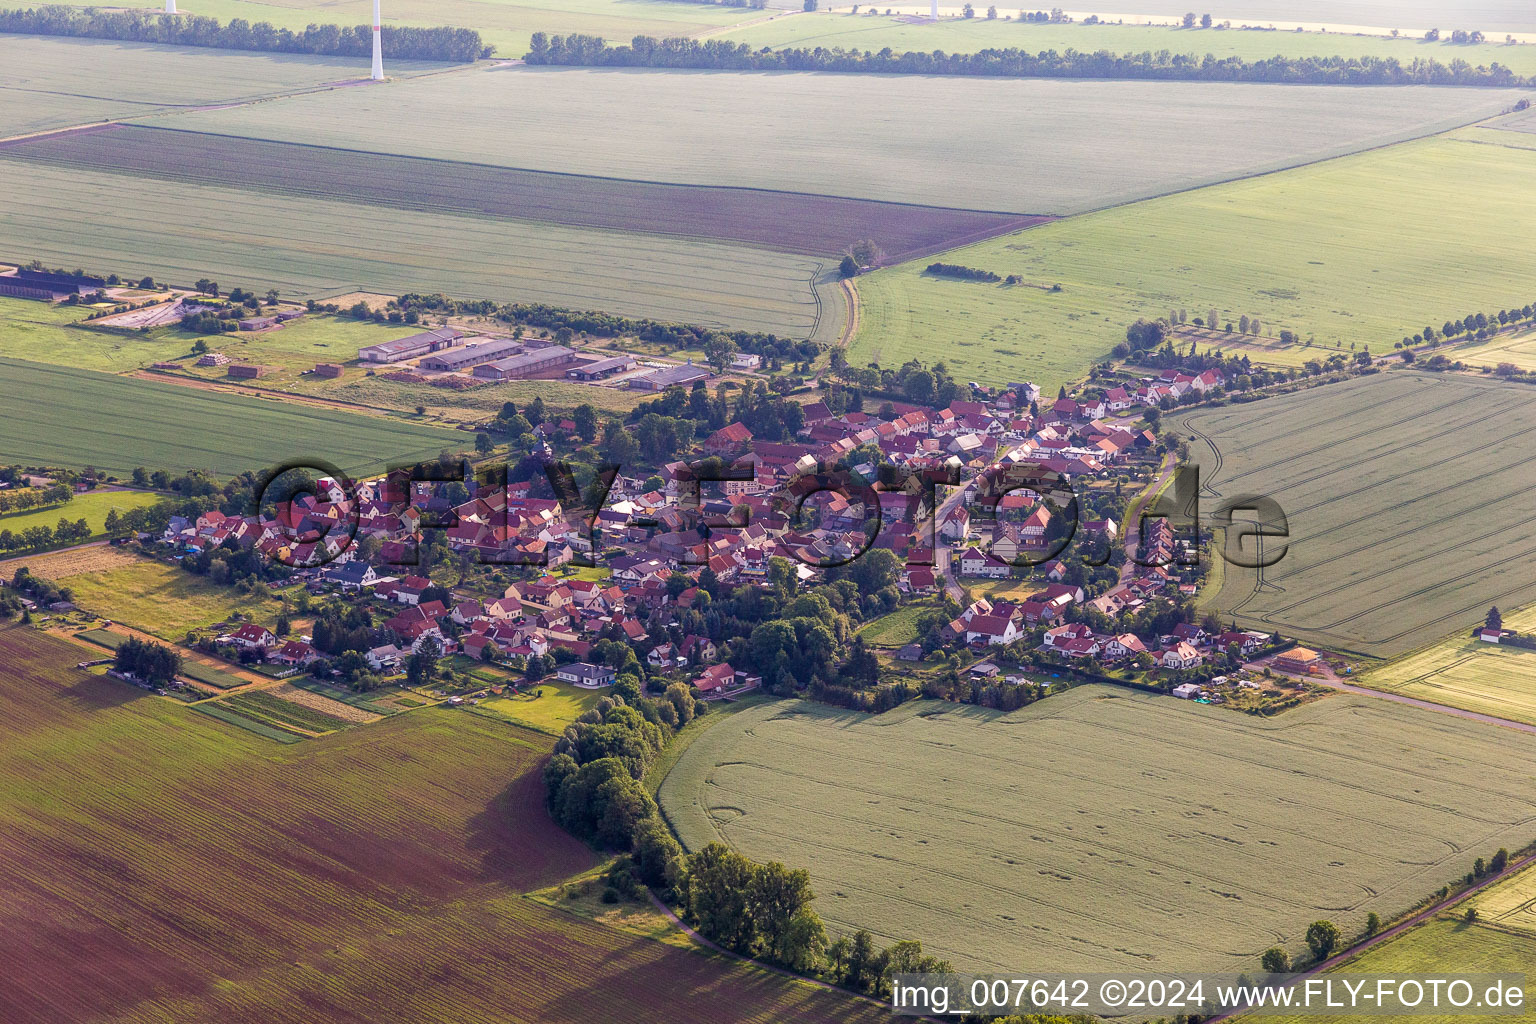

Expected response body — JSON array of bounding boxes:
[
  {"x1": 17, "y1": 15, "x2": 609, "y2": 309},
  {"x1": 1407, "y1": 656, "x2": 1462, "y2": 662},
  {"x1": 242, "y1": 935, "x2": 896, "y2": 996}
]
[
  {"x1": 475, "y1": 432, "x2": 493, "y2": 455},
  {"x1": 839, "y1": 254, "x2": 858, "y2": 278},
  {"x1": 572, "y1": 403, "x2": 598, "y2": 443},
  {"x1": 1305, "y1": 920, "x2": 1340, "y2": 961},
  {"x1": 1365, "y1": 911, "x2": 1381, "y2": 934},
  {"x1": 1200, "y1": 11, "x2": 1212, "y2": 26},
  {"x1": 1492, "y1": 848, "x2": 1510, "y2": 873},
  {"x1": 601, "y1": 420, "x2": 640, "y2": 467},
  {"x1": 1182, "y1": 11, "x2": 1196, "y2": 27},
  {"x1": 703, "y1": 335, "x2": 739, "y2": 375},
  {"x1": 1261, "y1": 946, "x2": 1290, "y2": 973},
  {"x1": 802, "y1": 0, "x2": 817, "y2": 9},
  {"x1": 1486, "y1": 606, "x2": 1503, "y2": 631},
  {"x1": 686, "y1": 843, "x2": 758, "y2": 953},
  {"x1": 1466, "y1": 906, "x2": 1481, "y2": 924}
]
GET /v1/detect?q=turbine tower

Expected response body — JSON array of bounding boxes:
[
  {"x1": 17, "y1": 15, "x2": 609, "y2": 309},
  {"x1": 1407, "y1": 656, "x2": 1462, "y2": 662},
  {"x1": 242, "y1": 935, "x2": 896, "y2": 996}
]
[
  {"x1": 165, "y1": 0, "x2": 176, "y2": 12},
  {"x1": 370, "y1": 0, "x2": 385, "y2": 81},
  {"x1": 931, "y1": 0, "x2": 938, "y2": 20}
]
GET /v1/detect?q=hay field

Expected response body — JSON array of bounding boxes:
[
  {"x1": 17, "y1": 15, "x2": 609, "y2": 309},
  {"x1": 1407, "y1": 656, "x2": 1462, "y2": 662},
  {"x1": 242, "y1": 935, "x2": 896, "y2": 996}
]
[
  {"x1": 1362, "y1": 604, "x2": 1536, "y2": 725},
  {"x1": 52, "y1": 557, "x2": 277, "y2": 638},
  {"x1": 660, "y1": 687, "x2": 1536, "y2": 973},
  {"x1": 146, "y1": 65, "x2": 1524, "y2": 213},
  {"x1": 854, "y1": 133, "x2": 1536, "y2": 389},
  {"x1": 1174, "y1": 372, "x2": 1536, "y2": 659},
  {"x1": 0, "y1": 358, "x2": 464, "y2": 478},
  {"x1": 0, "y1": 158, "x2": 834, "y2": 340},
  {"x1": 1448, "y1": 326, "x2": 1536, "y2": 371},
  {"x1": 724, "y1": 11, "x2": 1536, "y2": 74},
  {"x1": 5, "y1": 124, "x2": 1041, "y2": 260},
  {"x1": 0, "y1": 625, "x2": 884, "y2": 1024},
  {"x1": 0, "y1": 35, "x2": 445, "y2": 138}
]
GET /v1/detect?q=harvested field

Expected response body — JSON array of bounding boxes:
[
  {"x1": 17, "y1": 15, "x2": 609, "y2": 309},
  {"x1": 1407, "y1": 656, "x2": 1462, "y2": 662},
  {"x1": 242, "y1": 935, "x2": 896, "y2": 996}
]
[
  {"x1": 0, "y1": 35, "x2": 446, "y2": 138},
  {"x1": 0, "y1": 160, "x2": 836, "y2": 340},
  {"x1": 1, "y1": 542, "x2": 137, "y2": 578},
  {"x1": 1448, "y1": 325, "x2": 1536, "y2": 372},
  {"x1": 147, "y1": 65, "x2": 1526, "y2": 214},
  {"x1": 1173, "y1": 372, "x2": 1536, "y2": 658},
  {"x1": 1, "y1": 124, "x2": 1050, "y2": 261},
  {"x1": 269, "y1": 680, "x2": 381, "y2": 724},
  {"x1": 0, "y1": 357, "x2": 464, "y2": 477},
  {"x1": 0, "y1": 625, "x2": 888, "y2": 1024},
  {"x1": 855, "y1": 133, "x2": 1536, "y2": 388},
  {"x1": 1362, "y1": 604, "x2": 1536, "y2": 726},
  {"x1": 659, "y1": 687, "x2": 1536, "y2": 973},
  {"x1": 1471, "y1": 860, "x2": 1536, "y2": 937}
]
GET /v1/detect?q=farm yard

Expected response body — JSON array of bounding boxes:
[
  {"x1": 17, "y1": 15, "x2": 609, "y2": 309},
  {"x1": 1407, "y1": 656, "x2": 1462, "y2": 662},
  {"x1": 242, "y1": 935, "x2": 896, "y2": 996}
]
[
  {"x1": 1362, "y1": 604, "x2": 1536, "y2": 725},
  {"x1": 0, "y1": 625, "x2": 888, "y2": 1024},
  {"x1": 723, "y1": 10, "x2": 1536, "y2": 75},
  {"x1": 0, "y1": 159, "x2": 836, "y2": 341},
  {"x1": 146, "y1": 66, "x2": 1524, "y2": 214},
  {"x1": 0, "y1": 35, "x2": 447, "y2": 139},
  {"x1": 3, "y1": 125, "x2": 1047, "y2": 263},
  {"x1": 659, "y1": 686, "x2": 1536, "y2": 973},
  {"x1": 1175, "y1": 372, "x2": 1536, "y2": 659},
  {"x1": 854, "y1": 132, "x2": 1536, "y2": 388},
  {"x1": 0, "y1": 358, "x2": 465, "y2": 478}
]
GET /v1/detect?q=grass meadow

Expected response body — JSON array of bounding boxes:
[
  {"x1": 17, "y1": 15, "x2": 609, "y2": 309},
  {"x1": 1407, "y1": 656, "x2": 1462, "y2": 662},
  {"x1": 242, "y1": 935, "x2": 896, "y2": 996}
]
[
  {"x1": 0, "y1": 625, "x2": 886, "y2": 1023},
  {"x1": 469, "y1": 679, "x2": 609, "y2": 735},
  {"x1": 1362, "y1": 604, "x2": 1536, "y2": 725},
  {"x1": 724, "y1": 12, "x2": 1536, "y2": 74},
  {"x1": 147, "y1": 66, "x2": 1523, "y2": 214},
  {"x1": 1173, "y1": 372, "x2": 1536, "y2": 659},
  {"x1": 44, "y1": 557, "x2": 278, "y2": 638},
  {"x1": 853, "y1": 134, "x2": 1536, "y2": 389},
  {"x1": 0, "y1": 158, "x2": 835, "y2": 340},
  {"x1": 0, "y1": 357, "x2": 465, "y2": 478},
  {"x1": 659, "y1": 686, "x2": 1536, "y2": 973},
  {"x1": 0, "y1": 488, "x2": 162, "y2": 539},
  {"x1": 0, "y1": 35, "x2": 446, "y2": 138}
]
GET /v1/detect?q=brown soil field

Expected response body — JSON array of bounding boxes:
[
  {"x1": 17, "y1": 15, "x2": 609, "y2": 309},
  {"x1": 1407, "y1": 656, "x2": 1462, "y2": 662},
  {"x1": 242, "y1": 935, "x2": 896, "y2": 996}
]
[
  {"x1": 4, "y1": 124, "x2": 1049, "y2": 261},
  {"x1": 268, "y1": 680, "x2": 381, "y2": 724},
  {"x1": 0, "y1": 625, "x2": 886, "y2": 1024}
]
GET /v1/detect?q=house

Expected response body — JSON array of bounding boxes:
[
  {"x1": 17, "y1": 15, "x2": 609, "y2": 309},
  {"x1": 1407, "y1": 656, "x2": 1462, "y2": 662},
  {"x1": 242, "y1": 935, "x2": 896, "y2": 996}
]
[
  {"x1": 1102, "y1": 634, "x2": 1148, "y2": 660},
  {"x1": 896, "y1": 643, "x2": 923, "y2": 662},
  {"x1": 1215, "y1": 631, "x2": 1264, "y2": 657},
  {"x1": 730, "y1": 352, "x2": 762, "y2": 371},
  {"x1": 365, "y1": 644, "x2": 406, "y2": 672},
  {"x1": 228, "y1": 623, "x2": 276, "y2": 651},
  {"x1": 958, "y1": 547, "x2": 1011, "y2": 579},
  {"x1": 1480, "y1": 627, "x2": 1511, "y2": 643},
  {"x1": 321, "y1": 561, "x2": 378, "y2": 592},
  {"x1": 557, "y1": 661, "x2": 616, "y2": 688},
  {"x1": 1160, "y1": 642, "x2": 1203, "y2": 670},
  {"x1": 702, "y1": 422, "x2": 753, "y2": 456},
  {"x1": 461, "y1": 634, "x2": 502, "y2": 662},
  {"x1": 1274, "y1": 646, "x2": 1324, "y2": 675},
  {"x1": 965, "y1": 614, "x2": 1019, "y2": 647},
  {"x1": 694, "y1": 663, "x2": 761, "y2": 698},
  {"x1": 273, "y1": 640, "x2": 320, "y2": 667}
]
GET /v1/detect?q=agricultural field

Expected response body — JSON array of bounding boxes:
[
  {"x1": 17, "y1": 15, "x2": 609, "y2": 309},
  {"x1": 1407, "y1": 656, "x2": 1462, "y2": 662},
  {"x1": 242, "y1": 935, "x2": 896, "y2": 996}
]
[
  {"x1": 0, "y1": 488, "x2": 162, "y2": 540},
  {"x1": 1361, "y1": 604, "x2": 1536, "y2": 725},
  {"x1": 0, "y1": 159, "x2": 837, "y2": 341},
  {"x1": 34, "y1": 556, "x2": 277, "y2": 638},
  {"x1": 1173, "y1": 372, "x2": 1536, "y2": 659},
  {"x1": 853, "y1": 133, "x2": 1536, "y2": 389},
  {"x1": 0, "y1": 357, "x2": 465, "y2": 478},
  {"x1": 1447, "y1": 325, "x2": 1536, "y2": 371},
  {"x1": 0, "y1": 624, "x2": 888, "y2": 1024},
  {"x1": 147, "y1": 65, "x2": 1525, "y2": 214},
  {"x1": 659, "y1": 686, "x2": 1536, "y2": 973},
  {"x1": 212, "y1": 688, "x2": 357, "y2": 736},
  {"x1": 725, "y1": 11, "x2": 1536, "y2": 75},
  {"x1": 0, "y1": 35, "x2": 446, "y2": 138},
  {"x1": 51, "y1": 0, "x2": 773, "y2": 58},
  {"x1": 4, "y1": 124, "x2": 1044, "y2": 262}
]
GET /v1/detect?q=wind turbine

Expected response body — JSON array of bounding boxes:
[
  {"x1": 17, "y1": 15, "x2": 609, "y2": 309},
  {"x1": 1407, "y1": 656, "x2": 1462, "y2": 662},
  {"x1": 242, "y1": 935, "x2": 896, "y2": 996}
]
[
  {"x1": 371, "y1": 0, "x2": 385, "y2": 81},
  {"x1": 165, "y1": 0, "x2": 176, "y2": 13},
  {"x1": 931, "y1": 0, "x2": 938, "y2": 20}
]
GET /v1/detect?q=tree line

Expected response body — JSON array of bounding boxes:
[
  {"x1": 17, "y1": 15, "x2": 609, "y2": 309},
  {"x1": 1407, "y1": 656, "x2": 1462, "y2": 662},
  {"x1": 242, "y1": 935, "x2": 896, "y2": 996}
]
[
  {"x1": 925, "y1": 262, "x2": 1002, "y2": 283},
  {"x1": 113, "y1": 636, "x2": 183, "y2": 686},
  {"x1": 0, "y1": 516, "x2": 91, "y2": 554},
  {"x1": 525, "y1": 32, "x2": 1527, "y2": 87},
  {"x1": 0, "y1": 481, "x2": 72, "y2": 515},
  {"x1": 0, "y1": 7, "x2": 491, "y2": 62}
]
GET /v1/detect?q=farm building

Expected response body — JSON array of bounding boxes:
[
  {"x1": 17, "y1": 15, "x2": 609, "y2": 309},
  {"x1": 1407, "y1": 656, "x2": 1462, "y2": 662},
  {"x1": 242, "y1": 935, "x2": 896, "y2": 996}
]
[
  {"x1": 630, "y1": 361, "x2": 710, "y2": 391},
  {"x1": 0, "y1": 268, "x2": 106, "y2": 300},
  {"x1": 228, "y1": 364, "x2": 266, "y2": 379},
  {"x1": 314, "y1": 363, "x2": 344, "y2": 379},
  {"x1": 471, "y1": 346, "x2": 576, "y2": 381},
  {"x1": 238, "y1": 316, "x2": 278, "y2": 331},
  {"x1": 566, "y1": 355, "x2": 638, "y2": 380},
  {"x1": 731, "y1": 352, "x2": 762, "y2": 370},
  {"x1": 419, "y1": 337, "x2": 522, "y2": 371},
  {"x1": 1274, "y1": 646, "x2": 1325, "y2": 675},
  {"x1": 357, "y1": 327, "x2": 464, "y2": 363},
  {"x1": 196, "y1": 352, "x2": 230, "y2": 366}
]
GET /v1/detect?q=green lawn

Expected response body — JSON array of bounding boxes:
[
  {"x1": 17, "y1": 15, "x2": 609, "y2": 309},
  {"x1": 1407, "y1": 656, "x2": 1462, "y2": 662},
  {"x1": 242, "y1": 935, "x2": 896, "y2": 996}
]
[
  {"x1": 0, "y1": 356, "x2": 464, "y2": 478},
  {"x1": 47, "y1": 558, "x2": 276, "y2": 639},
  {"x1": 724, "y1": 11, "x2": 1536, "y2": 77},
  {"x1": 854, "y1": 133, "x2": 1536, "y2": 389},
  {"x1": 856, "y1": 601, "x2": 931, "y2": 647},
  {"x1": 470, "y1": 679, "x2": 608, "y2": 735},
  {"x1": 0, "y1": 489, "x2": 162, "y2": 540}
]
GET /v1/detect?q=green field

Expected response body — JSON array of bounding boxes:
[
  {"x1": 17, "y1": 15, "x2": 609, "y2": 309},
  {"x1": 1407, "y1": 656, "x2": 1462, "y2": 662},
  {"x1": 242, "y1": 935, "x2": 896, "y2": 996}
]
[
  {"x1": 0, "y1": 34, "x2": 446, "y2": 138},
  {"x1": 1174, "y1": 372, "x2": 1536, "y2": 659},
  {"x1": 855, "y1": 601, "x2": 930, "y2": 646},
  {"x1": 724, "y1": 11, "x2": 1536, "y2": 75},
  {"x1": 0, "y1": 488, "x2": 162, "y2": 539},
  {"x1": 0, "y1": 357, "x2": 464, "y2": 478},
  {"x1": 179, "y1": 658, "x2": 250, "y2": 690},
  {"x1": 48, "y1": 558, "x2": 276, "y2": 638},
  {"x1": 660, "y1": 686, "x2": 1536, "y2": 973},
  {"x1": 52, "y1": 0, "x2": 768, "y2": 58},
  {"x1": 0, "y1": 158, "x2": 835, "y2": 340},
  {"x1": 0, "y1": 624, "x2": 885, "y2": 1023},
  {"x1": 470, "y1": 679, "x2": 609, "y2": 734},
  {"x1": 853, "y1": 133, "x2": 1536, "y2": 389},
  {"x1": 1362, "y1": 605, "x2": 1536, "y2": 725},
  {"x1": 146, "y1": 65, "x2": 1524, "y2": 214}
]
